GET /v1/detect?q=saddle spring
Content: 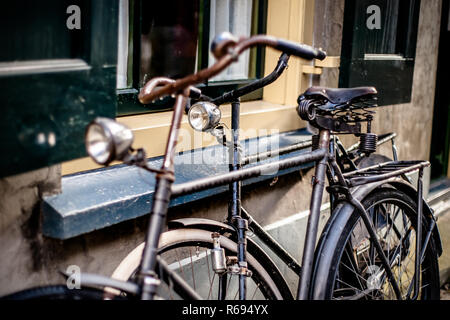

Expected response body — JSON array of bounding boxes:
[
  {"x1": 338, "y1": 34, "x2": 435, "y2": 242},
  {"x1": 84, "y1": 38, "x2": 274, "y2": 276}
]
[
  {"x1": 359, "y1": 133, "x2": 378, "y2": 155},
  {"x1": 358, "y1": 115, "x2": 377, "y2": 155}
]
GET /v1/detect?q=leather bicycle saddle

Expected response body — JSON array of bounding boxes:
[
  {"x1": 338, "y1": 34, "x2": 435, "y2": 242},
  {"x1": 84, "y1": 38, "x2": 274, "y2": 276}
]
[{"x1": 303, "y1": 86, "x2": 377, "y2": 105}]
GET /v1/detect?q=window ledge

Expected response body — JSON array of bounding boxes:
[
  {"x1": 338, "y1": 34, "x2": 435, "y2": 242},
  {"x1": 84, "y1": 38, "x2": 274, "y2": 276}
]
[
  {"x1": 43, "y1": 128, "x2": 313, "y2": 240},
  {"x1": 61, "y1": 100, "x2": 306, "y2": 175}
]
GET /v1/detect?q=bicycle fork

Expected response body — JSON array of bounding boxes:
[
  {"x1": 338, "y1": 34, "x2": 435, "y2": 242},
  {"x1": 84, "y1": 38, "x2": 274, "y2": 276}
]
[{"x1": 224, "y1": 99, "x2": 251, "y2": 300}]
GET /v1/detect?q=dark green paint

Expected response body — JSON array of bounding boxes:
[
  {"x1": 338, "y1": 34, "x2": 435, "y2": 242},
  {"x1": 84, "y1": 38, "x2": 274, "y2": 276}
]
[
  {"x1": 0, "y1": 1, "x2": 118, "y2": 178},
  {"x1": 339, "y1": 0, "x2": 420, "y2": 106}
]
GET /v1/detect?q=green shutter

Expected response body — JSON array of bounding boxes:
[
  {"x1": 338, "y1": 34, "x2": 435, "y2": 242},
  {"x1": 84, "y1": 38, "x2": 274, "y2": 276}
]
[
  {"x1": 0, "y1": 0, "x2": 118, "y2": 178},
  {"x1": 339, "y1": 0, "x2": 420, "y2": 106}
]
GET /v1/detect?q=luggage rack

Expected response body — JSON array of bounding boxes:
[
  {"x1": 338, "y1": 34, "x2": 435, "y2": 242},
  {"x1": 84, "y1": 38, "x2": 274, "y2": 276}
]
[{"x1": 343, "y1": 160, "x2": 430, "y2": 187}]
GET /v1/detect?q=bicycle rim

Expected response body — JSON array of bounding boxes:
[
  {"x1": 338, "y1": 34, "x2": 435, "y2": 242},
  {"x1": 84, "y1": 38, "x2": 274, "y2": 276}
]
[{"x1": 112, "y1": 228, "x2": 283, "y2": 300}]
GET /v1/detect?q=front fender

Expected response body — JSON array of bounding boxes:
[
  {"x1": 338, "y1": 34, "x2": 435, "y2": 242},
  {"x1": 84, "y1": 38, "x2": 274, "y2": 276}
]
[
  {"x1": 167, "y1": 217, "x2": 294, "y2": 299},
  {"x1": 168, "y1": 218, "x2": 235, "y2": 234}
]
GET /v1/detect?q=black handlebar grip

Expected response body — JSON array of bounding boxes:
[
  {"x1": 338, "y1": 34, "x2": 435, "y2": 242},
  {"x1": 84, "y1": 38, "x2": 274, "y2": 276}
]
[{"x1": 275, "y1": 39, "x2": 326, "y2": 61}]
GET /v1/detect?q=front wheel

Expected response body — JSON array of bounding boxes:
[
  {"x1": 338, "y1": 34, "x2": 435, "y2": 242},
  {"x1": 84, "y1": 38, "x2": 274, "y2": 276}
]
[
  {"x1": 112, "y1": 228, "x2": 284, "y2": 300},
  {"x1": 311, "y1": 188, "x2": 440, "y2": 300}
]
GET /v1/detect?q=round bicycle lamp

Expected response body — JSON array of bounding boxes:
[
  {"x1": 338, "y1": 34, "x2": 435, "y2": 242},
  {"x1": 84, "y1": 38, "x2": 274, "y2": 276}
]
[
  {"x1": 85, "y1": 117, "x2": 134, "y2": 165},
  {"x1": 188, "y1": 102, "x2": 221, "y2": 132}
]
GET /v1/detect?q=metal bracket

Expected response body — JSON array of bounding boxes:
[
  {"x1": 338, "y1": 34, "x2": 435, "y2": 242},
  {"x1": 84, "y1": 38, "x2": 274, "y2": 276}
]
[
  {"x1": 302, "y1": 56, "x2": 341, "y2": 75},
  {"x1": 226, "y1": 257, "x2": 253, "y2": 277},
  {"x1": 313, "y1": 115, "x2": 362, "y2": 133}
]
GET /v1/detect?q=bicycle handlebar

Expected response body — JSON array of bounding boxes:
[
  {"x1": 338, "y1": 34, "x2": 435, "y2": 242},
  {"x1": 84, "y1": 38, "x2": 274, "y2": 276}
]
[
  {"x1": 275, "y1": 39, "x2": 326, "y2": 61},
  {"x1": 211, "y1": 53, "x2": 290, "y2": 106},
  {"x1": 138, "y1": 33, "x2": 326, "y2": 104}
]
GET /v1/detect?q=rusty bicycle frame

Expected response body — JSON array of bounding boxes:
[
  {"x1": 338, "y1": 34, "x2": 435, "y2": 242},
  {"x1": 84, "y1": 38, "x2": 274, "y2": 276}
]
[{"x1": 132, "y1": 34, "x2": 435, "y2": 300}]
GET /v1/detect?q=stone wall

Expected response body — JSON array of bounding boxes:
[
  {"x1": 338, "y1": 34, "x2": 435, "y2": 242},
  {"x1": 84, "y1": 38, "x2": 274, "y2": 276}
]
[{"x1": 0, "y1": 166, "x2": 61, "y2": 294}]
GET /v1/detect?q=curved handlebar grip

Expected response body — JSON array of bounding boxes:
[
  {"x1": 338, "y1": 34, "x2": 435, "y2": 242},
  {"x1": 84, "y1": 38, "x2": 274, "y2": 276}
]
[{"x1": 275, "y1": 39, "x2": 326, "y2": 61}]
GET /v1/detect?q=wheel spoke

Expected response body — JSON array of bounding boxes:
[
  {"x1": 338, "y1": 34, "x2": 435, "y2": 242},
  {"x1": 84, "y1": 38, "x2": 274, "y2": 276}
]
[
  {"x1": 335, "y1": 278, "x2": 369, "y2": 299},
  {"x1": 188, "y1": 247, "x2": 196, "y2": 291},
  {"x1": 342, "y1": 246, "x2": 366, "y2": 289},
  {"x1": 250, "y1": 282, "x2": 260, "y2": 300},
  {"x1": 174, "y1": 248, "x2": 186, "y2": 278},
  {"x1": 207, "y1": 273, "x2": 216, "y2": 300}
]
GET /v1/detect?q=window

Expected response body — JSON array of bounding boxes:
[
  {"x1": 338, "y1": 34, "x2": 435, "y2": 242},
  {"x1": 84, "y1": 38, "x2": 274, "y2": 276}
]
[
  {"x1": 116, "y1": 0, "x2": 267, "y2": 116},
  {"x1": 198, "y1": 0, "x2": 267, "y2": 99},
  {"x1": 206, "y1": 0, "x2": 256, "y2": 82},
  {"x1": 339, "y1": 0, "x2": 421, "y2": 106}
]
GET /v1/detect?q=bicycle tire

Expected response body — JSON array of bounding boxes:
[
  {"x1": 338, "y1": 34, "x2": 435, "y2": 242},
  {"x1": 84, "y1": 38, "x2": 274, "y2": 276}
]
[
  {"x1": 311, "y1": 188, "x2": 440, "y2": 300},
  {"x1": 1, "y1": 285, "x2": 112, "y2": 300},
  {"x1": 112, "y1": 228, "x2": 284, "y2": 300}
]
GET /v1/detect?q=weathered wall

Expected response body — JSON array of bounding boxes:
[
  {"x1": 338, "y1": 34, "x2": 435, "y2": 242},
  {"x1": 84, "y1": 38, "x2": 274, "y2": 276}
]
[
  {"x1": 0, "y1": 166, "x2": 61, "y2": 293},
  {"x1": 0, "y1": 168, "x2": 323, "y2": 296},
  {"x1": 313, "y1": 0, "x2": 345, "y2": 88},
  {"x1": 373, "y1": 0, "x2": 442, "y2": 162}
]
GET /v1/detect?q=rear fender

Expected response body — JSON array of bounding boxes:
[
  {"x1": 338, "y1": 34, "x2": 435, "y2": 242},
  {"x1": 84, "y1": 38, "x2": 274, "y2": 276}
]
[{"x1": 324, "y1": 178, "x2": 442, "y2": 257}]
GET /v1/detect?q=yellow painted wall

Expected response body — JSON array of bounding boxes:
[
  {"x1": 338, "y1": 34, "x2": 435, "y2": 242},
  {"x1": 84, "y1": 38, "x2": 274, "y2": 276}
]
[{"x1": 263, "y1": 0, "x2": 315, "y2": 106}]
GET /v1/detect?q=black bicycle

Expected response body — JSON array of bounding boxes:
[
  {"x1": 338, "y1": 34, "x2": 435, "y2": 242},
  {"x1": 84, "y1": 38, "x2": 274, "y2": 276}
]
[{"x1": 2, "y1": 32, "x2": 442, "y2": 300}]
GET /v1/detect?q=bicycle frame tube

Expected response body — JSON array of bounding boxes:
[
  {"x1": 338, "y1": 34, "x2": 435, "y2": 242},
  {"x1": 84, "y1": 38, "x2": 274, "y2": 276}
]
[
  {"x1": 411, "y1": 168, "x2": 423, "y2": 300},
  {"x1": 228, "y1": 100, "x2": 243, "y2": 222},
  {"x1": 171, "y1": 149, "x2": 327, "y2": 196},
  {"x1": 139, "y1": 90, "x2": 188, "y2": 300},
  {"x1": 241, "y1": 207, "x2": 303, "y2": 275}
]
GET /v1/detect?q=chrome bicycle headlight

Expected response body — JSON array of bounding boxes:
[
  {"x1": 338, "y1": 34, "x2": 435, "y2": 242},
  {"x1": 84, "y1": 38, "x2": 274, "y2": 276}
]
[
  {"x1": 188, "y1": 102, "x2": 221, "y2": 132},
  {"x1": 85, "y1": 117, "x2": 134, "y2": 165}
]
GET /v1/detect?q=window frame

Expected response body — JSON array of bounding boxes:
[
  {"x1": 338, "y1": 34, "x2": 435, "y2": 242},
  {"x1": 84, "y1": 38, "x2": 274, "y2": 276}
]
[
  {"x1": 339, "y1": 0, "x2": 421, "y2": 106},
  {"x1": 116, "y1": 0, "x2": 268, "y2": 116}
]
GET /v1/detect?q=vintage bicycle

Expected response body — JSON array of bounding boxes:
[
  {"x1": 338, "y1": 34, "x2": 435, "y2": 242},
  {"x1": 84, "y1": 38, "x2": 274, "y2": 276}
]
[{"x1": 2, "y1": 32, "x2": 442, "y2": 300}]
